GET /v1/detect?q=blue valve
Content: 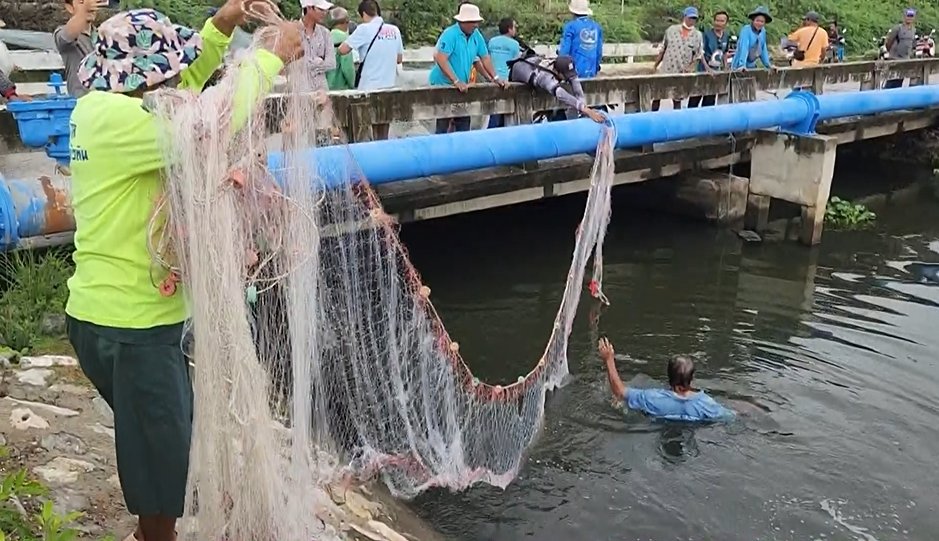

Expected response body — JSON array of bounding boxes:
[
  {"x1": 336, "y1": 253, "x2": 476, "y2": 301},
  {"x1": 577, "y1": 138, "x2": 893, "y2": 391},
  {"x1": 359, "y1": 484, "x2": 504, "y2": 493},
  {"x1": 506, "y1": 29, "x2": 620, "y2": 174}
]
[{"x1": 47, "y1": 73, "x2": 67, "y2": 98}]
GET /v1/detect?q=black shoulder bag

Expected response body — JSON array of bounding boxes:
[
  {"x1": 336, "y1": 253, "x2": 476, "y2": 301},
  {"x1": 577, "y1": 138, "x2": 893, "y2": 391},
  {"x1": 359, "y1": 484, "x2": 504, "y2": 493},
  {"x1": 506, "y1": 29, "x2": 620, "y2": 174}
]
[
  {"x1": 793, "y1": 27, "x2": 820, "y2": 62},
  {"x1": 354, "y1": 23, "x2": 384, "y2": 88}
]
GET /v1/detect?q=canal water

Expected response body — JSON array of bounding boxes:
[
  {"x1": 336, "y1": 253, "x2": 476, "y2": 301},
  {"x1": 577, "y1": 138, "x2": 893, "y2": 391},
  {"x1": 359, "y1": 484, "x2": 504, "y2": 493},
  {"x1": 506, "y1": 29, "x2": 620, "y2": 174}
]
[{"x1": 399, "y1": 180, "x2": 939, "y2": 540}]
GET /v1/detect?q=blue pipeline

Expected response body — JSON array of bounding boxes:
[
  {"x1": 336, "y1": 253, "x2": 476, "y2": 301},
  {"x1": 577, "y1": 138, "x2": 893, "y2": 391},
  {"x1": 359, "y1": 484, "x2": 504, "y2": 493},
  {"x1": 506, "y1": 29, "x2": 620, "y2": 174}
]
[
  {"x1": 289, "y1": 85, "x2": 939, "y2": 186},
  {"x1": 4, "y1": 85, "x2": 939, "y2": 249}
]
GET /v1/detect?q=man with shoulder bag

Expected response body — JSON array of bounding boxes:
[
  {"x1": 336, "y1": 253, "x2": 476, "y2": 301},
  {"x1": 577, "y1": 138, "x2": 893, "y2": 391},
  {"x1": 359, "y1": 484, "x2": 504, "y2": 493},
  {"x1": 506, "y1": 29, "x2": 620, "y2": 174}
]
[
  {"x1": 787, "y1": 11, "x2": 827, "y2": 68},
  {"x1": 339, "y1": 0, "x2": 403, "y2": 139}
]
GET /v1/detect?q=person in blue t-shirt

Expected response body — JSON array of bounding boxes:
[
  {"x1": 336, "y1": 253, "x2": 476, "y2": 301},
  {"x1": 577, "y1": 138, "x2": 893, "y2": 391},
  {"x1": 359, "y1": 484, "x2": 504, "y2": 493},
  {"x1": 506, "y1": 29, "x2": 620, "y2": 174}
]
[
  {"x1": 428, "y1": 3, "x2": 507, "y2": 134},
  {"x1": 487, "y1": 17, "x2": 521, "y2": 129},
  {"x1": 558, "y1": 0, "x2": 603, "y2": 79},
  {"x1": 598, "y1": 337, "x2": 734, "y2": 422},
  {"x1": 730, "y1": 6, "x2": 776, "y2": 72}
]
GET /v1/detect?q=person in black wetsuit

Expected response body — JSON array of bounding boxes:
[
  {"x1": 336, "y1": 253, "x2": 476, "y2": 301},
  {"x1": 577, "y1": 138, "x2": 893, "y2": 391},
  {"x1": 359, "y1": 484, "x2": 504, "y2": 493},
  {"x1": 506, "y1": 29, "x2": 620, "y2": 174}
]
[{"x1": 507, "y1": 48, "x2": 605, "y2": 123}]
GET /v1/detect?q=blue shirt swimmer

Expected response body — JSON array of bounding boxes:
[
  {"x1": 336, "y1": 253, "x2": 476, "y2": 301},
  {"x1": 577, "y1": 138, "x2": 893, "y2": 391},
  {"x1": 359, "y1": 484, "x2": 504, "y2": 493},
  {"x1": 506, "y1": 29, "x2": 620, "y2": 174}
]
[{"x1": 598, "y1": 338, "x2": 734, "y2": 422}]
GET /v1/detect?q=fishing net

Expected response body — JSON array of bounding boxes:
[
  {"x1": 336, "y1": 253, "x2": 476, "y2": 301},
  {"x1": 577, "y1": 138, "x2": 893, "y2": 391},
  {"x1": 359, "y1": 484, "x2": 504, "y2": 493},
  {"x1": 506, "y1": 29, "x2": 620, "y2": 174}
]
[{"x1": 145, "y1": 6, "x2": 615, "y2": 538}]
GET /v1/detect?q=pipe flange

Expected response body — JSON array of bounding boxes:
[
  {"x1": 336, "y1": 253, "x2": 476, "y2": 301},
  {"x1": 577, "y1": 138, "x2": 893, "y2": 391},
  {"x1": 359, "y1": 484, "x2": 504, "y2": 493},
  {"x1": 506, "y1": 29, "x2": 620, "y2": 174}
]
[
  {"x1": 781, "y1": 91, "x2": 821, "y2": 135},
  {"x1": 0, "y1": 177, "x2": 20, "y2": 251}
]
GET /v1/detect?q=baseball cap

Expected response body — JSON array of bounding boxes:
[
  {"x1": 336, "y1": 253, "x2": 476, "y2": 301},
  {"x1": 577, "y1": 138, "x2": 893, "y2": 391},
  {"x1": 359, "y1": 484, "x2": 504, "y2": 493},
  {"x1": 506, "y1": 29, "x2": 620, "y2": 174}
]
[
  {"x1": 683, "y1": 6, "x2": 699, "y2": 18},
  {"x1": 905, "y1": 8, "x2": 917, "y2": 16},
  {"x1": 300, "y1": 0, "x2": 334, "y2": 9},
  {"x1": 554, "y1": 55, "x2": 577, "y2": 80},
  {"x1": 803, "y1": 11, "x2": 819, "y2": 22}
]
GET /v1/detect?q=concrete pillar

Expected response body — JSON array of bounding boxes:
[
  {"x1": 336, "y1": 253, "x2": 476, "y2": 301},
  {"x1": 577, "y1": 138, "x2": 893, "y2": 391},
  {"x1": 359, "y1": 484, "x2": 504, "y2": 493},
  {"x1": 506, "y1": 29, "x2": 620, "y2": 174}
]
[
  {"x1": 672, "y1": 171, "x2": 749, "y2": 226},
  {"x1": 746, "y1": 130, "x2": 838, "y2": 245}
]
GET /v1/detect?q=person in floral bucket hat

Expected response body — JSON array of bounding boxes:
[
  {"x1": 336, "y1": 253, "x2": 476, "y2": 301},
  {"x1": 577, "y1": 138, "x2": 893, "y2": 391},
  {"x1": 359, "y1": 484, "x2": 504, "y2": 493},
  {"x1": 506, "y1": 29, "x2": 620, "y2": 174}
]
[{"x1": 64, "y1": 3, "x2": 303, "y2": 541}]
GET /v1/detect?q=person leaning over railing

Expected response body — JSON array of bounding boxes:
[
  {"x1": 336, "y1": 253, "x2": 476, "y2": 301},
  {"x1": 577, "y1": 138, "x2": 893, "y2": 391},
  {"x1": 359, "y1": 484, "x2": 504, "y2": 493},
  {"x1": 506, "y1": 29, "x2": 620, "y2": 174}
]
[
  {"x1": 64, "y1": 4, "x2": 303, "y2": 541},
  {"x1": 652, "y1": 6, "x2": 704, "y2": 111},
  {"x1": 428, "y1": 3, "x2": 506, "y2": 134},
  {"x1": 730, "y1": 5, "x2": 776, "y2": 72},
  {"x1": 689, "y1": 10, "x2": 730, "y2": 108}
]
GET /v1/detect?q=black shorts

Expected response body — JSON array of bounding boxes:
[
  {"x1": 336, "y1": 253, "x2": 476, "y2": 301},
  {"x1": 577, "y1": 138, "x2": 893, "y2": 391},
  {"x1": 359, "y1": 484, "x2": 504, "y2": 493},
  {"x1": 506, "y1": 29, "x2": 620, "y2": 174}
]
[{"x1": 67, "y1": 315, "x2": 192, "y2": 517}]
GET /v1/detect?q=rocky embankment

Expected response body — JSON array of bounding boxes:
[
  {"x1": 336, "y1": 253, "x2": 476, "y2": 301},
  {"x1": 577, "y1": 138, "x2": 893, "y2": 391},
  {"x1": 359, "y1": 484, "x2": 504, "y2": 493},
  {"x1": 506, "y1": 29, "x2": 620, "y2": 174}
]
[
  {"x1": 0, "y1": 2, "x2": 71, "y2": 32},
  {"x1": 1, "y1": 351, "x2": 440, "y2": 541}
]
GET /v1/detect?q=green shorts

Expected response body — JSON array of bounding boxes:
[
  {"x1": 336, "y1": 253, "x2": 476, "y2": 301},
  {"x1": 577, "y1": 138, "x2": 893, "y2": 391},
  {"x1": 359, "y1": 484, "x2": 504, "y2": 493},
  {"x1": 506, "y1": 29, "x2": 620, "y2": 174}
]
[{"x1": 66, "y1": 315, "x2": 192, "y2": 518}]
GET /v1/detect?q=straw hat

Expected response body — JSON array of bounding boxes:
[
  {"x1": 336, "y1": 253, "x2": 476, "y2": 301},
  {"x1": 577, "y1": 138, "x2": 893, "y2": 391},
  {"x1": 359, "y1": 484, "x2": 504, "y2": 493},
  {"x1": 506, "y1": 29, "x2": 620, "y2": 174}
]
[
  {"x1": 454, "y1": 4, "x2": 484, "y2": 23},
  {"x1": 568, "y1": 0, "x2": 593, "y2": 16}
]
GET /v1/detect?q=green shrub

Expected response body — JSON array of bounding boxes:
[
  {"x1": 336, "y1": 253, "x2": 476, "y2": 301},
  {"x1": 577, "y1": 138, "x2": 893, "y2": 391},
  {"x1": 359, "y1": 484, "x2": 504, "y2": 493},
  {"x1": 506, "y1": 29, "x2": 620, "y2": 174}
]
[
  {"x1": 123, "y1": 0, "x2": 939, "y2": 48},
  {"x1": 0, "y1": 250, "x2": 73, "y2": 353}
]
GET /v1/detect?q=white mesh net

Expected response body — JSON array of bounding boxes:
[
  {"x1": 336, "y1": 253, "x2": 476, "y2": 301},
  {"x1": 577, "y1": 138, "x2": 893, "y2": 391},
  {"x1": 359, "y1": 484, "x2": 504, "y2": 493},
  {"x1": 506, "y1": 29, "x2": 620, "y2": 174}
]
[{"x1": 145, "y1": 12, "x2": 615, "y2": 539}]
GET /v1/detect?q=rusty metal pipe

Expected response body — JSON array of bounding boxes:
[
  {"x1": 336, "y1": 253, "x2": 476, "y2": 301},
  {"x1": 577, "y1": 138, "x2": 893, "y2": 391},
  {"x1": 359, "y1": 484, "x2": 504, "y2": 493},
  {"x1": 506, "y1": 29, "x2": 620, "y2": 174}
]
[{"x1": 0, "y1": 173, "x2": 74, "y2": 250}]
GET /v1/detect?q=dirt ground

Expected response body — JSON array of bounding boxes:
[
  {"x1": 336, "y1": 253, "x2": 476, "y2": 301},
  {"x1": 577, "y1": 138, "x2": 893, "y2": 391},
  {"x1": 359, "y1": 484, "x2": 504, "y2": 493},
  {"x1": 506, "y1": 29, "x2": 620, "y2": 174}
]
[{"x1": 1, "y1": 351, "x2": 443, "y2": 541}]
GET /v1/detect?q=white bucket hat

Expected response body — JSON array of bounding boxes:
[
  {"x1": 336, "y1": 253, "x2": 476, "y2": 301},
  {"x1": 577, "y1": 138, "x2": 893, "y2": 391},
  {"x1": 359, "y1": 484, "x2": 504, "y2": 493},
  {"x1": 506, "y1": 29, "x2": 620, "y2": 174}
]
[
  {"x1": 301, "y1": 0, "x2": 334, "y2": 9},
  {"x1": 454, "y1": 3, "x2": 484, "y2": 23},
  {"x1": 568, "y1": 0, "x2": 593, "y2": 16}
]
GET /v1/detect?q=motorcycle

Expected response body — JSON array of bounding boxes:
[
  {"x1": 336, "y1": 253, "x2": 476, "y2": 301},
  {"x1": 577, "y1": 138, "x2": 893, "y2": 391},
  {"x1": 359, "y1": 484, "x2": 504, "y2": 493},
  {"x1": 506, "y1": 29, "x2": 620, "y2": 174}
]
[
  {"x1": 825, "y1": 29, "x2": 846, "y2": 63},
  {"x1": 707, "y1": 35, "x2": 737, "y2": 70},
  {"x1": 723, "y1": 34, "x2": 738, "y2": 69},
  {"x1": 876, "y1": 35, "x2": 889, "y2": 60},
  {"x1": 914, "y1": 29, "x2": 937, "y2": 58},
  {"x1": 780, "y1": 37, "x2": 798, "y2": 65}
]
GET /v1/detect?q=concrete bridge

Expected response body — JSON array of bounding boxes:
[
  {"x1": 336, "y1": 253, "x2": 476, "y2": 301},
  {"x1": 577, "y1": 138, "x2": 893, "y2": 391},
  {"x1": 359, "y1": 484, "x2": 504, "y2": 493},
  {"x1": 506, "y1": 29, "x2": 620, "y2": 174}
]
[
  {"x1": 311, "y1": 58, "x2": 939, "y2": 245},
  {"x1": 2, "y1": 58, "x2": 939, "y2": 250}
]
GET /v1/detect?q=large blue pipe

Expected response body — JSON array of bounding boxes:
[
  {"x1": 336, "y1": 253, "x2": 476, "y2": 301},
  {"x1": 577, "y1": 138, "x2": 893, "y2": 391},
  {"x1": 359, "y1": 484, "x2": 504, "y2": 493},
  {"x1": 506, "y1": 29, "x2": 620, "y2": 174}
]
[
  {"x1": 4, "y1": 85, "x2": 939, "y2": 249},
  {"x1": 288, "y1": 85, "x2": 939, "y2": 187}
]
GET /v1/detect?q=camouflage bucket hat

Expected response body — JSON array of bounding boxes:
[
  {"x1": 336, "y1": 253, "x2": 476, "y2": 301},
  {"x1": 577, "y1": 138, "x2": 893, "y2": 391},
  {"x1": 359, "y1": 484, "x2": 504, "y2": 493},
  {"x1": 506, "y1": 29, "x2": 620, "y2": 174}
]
[{"x1": 78, "y1": 9, "x2": 203, "y2": 93}]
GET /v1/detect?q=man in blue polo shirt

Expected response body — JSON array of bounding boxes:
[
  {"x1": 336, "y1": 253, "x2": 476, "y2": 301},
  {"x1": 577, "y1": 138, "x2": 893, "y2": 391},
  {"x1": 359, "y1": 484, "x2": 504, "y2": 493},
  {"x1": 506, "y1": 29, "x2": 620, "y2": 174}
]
[
  {"x1": 486, "y1": 17, "x2": 520, "y2": 128},
  {"x1": 429, "y1": 2, "x2": 506, "y2": 134},
  {"x1": 598, "y1": 337, "x2": 734, "y2": 422}
]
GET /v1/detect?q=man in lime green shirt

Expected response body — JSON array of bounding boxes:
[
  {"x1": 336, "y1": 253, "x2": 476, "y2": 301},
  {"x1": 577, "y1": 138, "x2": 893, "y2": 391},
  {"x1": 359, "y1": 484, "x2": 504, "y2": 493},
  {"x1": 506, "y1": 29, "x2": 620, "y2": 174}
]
[
  {"x1": 64, "y1": 4, "x2": 302, "y2": 541},
  {"x1": 326, "y1": 6, "x2": 355, "y2": 90}
]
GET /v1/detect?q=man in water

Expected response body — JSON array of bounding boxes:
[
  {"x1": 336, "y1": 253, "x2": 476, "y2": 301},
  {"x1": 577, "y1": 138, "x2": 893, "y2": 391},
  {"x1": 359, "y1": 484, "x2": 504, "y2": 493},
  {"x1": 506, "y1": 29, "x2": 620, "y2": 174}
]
[
  {"x1": 507, "y1": 51, "x2": 605, "y2": 123},
  {"x1": 598, "y1": 338, "x2": 733, "y2": 421}
]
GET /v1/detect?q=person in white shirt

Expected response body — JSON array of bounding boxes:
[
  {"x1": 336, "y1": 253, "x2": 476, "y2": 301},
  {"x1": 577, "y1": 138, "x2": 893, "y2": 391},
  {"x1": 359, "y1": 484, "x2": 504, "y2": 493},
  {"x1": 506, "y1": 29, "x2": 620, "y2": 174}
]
[{"x1": 338, "y1": 0, "x2": 403, "y2": 139}]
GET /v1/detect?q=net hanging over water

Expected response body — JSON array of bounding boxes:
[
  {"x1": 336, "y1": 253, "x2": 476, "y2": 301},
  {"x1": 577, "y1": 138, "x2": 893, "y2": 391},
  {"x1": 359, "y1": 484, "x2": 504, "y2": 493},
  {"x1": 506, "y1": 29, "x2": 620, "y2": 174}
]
[{"x1": 146, "y1": 10, "x2": 616, "y2": 539}]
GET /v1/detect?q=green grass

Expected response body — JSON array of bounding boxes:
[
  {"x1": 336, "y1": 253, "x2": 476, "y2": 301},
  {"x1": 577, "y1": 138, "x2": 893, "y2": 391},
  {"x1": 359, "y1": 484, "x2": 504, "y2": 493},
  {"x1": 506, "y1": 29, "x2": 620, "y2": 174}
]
[
  {"x1": 0, "y1": 249, "x2": 74, "y2": 354},
  {"x1": 0, "y1": 447, "x2": 85, "y2": 541},
  {"x1": 121, "y1": 0, "x2": 939, "y2": 51}
]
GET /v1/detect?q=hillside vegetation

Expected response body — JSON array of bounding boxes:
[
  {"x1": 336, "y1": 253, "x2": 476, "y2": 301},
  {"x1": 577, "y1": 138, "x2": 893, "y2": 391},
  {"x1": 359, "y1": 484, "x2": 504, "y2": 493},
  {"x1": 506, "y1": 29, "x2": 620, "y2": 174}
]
[{"x1": 8, "y1": 0, "x2": 939, "y2": 54}]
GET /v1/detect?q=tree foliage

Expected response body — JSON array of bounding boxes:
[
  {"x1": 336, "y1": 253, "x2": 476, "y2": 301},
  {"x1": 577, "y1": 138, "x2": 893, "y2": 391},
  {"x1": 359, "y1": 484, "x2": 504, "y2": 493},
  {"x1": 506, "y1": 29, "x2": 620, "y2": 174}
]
[{"x1": 120, "y1": 0, "x2": 939, "y2": 49}]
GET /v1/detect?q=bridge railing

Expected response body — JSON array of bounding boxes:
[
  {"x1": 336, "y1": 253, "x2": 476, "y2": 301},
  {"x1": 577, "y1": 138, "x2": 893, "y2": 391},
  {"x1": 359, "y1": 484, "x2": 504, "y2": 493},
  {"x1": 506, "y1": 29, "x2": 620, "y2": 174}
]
[{"x1": 294, "y1": 58, "x2": 939, "y2": 142}]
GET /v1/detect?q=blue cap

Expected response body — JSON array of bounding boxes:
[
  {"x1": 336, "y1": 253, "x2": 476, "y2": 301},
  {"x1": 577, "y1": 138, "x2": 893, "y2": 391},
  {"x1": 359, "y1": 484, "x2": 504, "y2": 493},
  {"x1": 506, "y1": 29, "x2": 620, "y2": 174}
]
[
  {"x1": 905, "y1": 8, "x2": 916, "y2": 16},
  {"x1": 683, "y1": 6, "x2": 699, "y2": 18}
]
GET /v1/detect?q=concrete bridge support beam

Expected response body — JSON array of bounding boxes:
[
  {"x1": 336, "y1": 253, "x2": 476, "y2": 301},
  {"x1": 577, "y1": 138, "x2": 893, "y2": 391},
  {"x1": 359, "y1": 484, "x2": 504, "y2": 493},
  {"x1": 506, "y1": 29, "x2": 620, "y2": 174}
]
[
  {"x1": 674, "y1": 172, "x2": 749, "y2": 226},
  {"x1": 746, "y1": 130, "x2": 838, "y2": 245},
  {"x1": 617, "y1": 171, "x2": 748, "y2": 226}
]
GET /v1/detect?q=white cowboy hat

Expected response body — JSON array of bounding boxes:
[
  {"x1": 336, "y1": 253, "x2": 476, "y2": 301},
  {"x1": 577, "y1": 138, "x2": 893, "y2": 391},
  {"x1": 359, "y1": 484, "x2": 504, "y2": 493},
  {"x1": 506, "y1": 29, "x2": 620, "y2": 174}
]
[
  {"x1": 454, "y1": 3, "x2": 484, "y2": 23},
  {"x1": 568, "y1": 0, "x2": 593, "y2": 16},
  {"x1": 300, "y1": 0, "x2": 334, "y2": 9}
]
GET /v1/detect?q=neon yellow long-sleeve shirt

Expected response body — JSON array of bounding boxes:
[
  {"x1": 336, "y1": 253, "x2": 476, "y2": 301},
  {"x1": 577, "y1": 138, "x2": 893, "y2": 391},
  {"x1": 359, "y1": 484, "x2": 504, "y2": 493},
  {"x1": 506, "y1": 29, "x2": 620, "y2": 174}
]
[{"x1": 66, "y1": 19, "x2": 285, "y2": 329}]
